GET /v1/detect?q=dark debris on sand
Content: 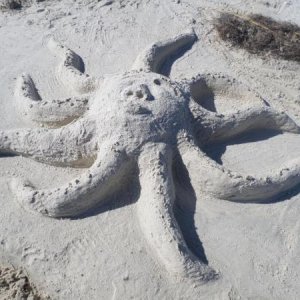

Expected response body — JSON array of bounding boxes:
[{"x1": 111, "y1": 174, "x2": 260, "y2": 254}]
[
  {"x1": 0, "y1": 265, "x2": 50, "y2": 300},
  {"x1": 0, "y1": 0, "x2": 45, "y2": 10},
  {"x1": 215, "y1": 13, "x2": 300, "y2": 62}
]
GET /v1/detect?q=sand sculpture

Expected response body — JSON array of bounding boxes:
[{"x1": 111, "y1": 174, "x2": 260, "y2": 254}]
[{"x1": 1, "y1": 32, "x2": 300, "y2": 281}]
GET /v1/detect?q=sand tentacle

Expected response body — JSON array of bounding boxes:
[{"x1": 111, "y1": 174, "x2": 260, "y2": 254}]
[
  {"x1": 15, "y1": 73, "x2": 90, "y2": 126},
  {"x1": 48, "y1": 38, "x2": 99, "y2": 94},
  {"x1": 0, "y1": 119, "x2": 97, "y2": 167},
  {"x1": 178, "y1": 135, "x2": 300, "y2": 202},
  {"x1": 131, "y1": 32, "x2": 197, "y2": 75},
  {"x1": 138, "y1": 142, "x2": 216, "y2": 280},
  {"x1": 190, "y1": 103, "x2": 300, "y2": 145},
  {"x1": 11, "y1": 144, "x2": 131, "y2": 217}
]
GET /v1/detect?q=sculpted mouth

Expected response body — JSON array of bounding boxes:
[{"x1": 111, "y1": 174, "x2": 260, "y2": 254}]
[
  {"x1": 126, "y1": 102, "x2": 152, "y2": 115},
  {"x1": 134, "y1": 105, "x2": 152, "y2": 115}
]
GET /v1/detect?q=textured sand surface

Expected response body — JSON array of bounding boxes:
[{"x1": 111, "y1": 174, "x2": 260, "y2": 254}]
[
  {"x1": 0, "y1": 0, "x2": 300, "y2": 299},
  {"x1": 0, "y1": 264, "x2": 50, "y2": 299}
]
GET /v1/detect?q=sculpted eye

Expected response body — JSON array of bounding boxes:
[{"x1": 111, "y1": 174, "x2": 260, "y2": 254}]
[
  {"x1": 154, "y1": 79, "x2": 161, "y2": 85},
  {"x1": 126, "y1": 90, "x2": 133, "y2": 96},
  {"x1": 135, "y1": 90, "x2": 144, "y2": 99}
]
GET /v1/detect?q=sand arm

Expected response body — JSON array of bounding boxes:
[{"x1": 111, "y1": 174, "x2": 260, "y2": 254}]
[
  {"x1": 15, "y1": 74, "x2": 90, "y2": 126},
  {"x1": 131, "y1": 32, "x2": 197, "y2": 75},
  {"x1": 178, "y1": 134, "x2": 300, "y2": 202},
  {"x1": 137, "y1": 143, "x2": 215, "y2": 280},
  {"x1": 190, "y1": 103, "x2": 300, "y2": 145},
  {"x1": 47, "y1": 38, "x2": 99, "y2": 94},
  {"x1": 11, "y1": 145, "x2": 132, "y2": 217},
  {"x1": 0, "y1": 119, "x2": 97, "y2": 167}
]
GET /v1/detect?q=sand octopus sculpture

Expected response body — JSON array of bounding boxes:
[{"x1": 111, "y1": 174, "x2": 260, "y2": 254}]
[{"x1": 1, "y1": 31, "x2": 300, "y2": 281}]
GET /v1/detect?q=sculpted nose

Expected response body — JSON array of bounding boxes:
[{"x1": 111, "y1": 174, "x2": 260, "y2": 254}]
[{"x1": 135, "y1": 84, "x2": 154, "y2": 101}]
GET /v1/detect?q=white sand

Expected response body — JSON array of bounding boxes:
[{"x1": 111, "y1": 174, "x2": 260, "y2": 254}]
[{"x1": 0, "y1": 0, "x2": 300, "y2": 299}]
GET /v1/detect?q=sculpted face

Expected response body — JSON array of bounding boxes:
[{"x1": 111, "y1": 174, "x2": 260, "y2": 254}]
[{"x1": 92, "y1": 71, "x2": 190, "y2": 149}]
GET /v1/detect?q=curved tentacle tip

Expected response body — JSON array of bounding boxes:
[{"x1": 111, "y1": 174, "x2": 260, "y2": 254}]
[
  {"x1": 279, "y1": 111, "x2": 300, "y2": 134},
  {"x1": 47, "y1": 37, "x2": 75, "y2": 60},
  {"x1": 131, "y1": 30, "x2": 198, "y2": 73},
  {"x1": 175, "y1": 29, "x2": 198, "y2": 49},
  {"x1": 288, "y1": 120, "x2": 300, "y2": 134},
  {"x1": 291, "y1": 124, "x2": 300, "y2": 134},
  {"x1": 8, "y1": 178, "x2": 49, "y2": 216},
  {"x1": 183, "y1": 262, "x2": 219, "y2": 284},
  {"x1": 185, "y1": 28, "x2": 198, "y2": 42},
  {"x1": 15, "y1": 73, "x2": 41, "y2": 101},
  {"x1": 46, "y1": 37, "x2": 98, "y2": 94}
]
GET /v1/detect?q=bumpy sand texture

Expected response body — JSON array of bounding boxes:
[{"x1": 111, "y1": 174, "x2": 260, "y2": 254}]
[
  {"x1": 0, "y1": 265, "x2": 49, "y2": 299},
  {"x1": 1, "y1": 29, "x2": 300, "y2": 283},
  {"x1": 0, "y1": 0, "x2": 300, "y2": 300}
]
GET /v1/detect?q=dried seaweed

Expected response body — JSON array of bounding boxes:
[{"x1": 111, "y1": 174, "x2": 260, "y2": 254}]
[{"x1": 215, "y1": 13, "x2": 300, "y2": 62}]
